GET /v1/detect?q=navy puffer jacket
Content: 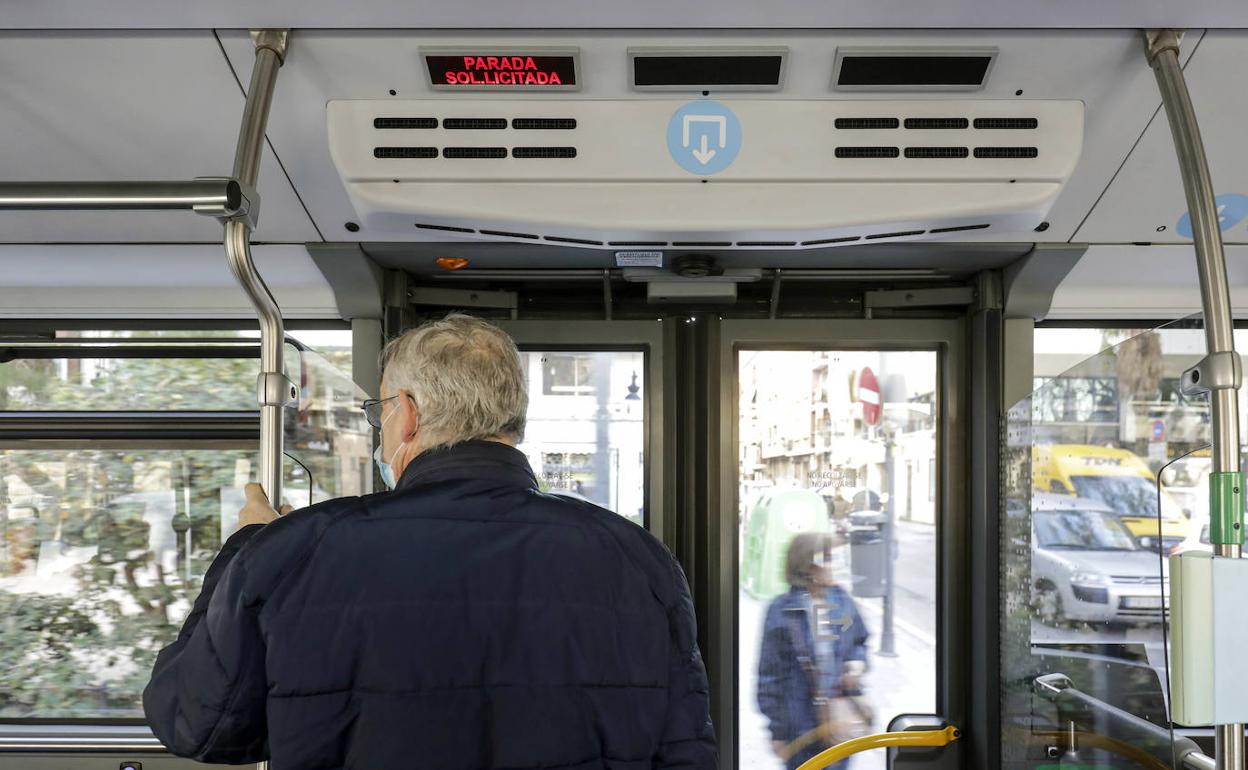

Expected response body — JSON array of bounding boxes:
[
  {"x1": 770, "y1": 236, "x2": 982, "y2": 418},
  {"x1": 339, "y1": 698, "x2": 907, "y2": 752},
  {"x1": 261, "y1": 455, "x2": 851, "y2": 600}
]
[{"x1": 144, "y1": 440, "x2": 717, "y2": 770}]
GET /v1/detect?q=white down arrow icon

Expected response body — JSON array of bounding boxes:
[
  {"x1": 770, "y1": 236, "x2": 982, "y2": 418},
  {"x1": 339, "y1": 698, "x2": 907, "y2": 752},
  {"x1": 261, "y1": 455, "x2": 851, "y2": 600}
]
[
  {"x1": 683, "y1": 114, "x2": 727, "y2": 165},
  {"x1": 692, "y1": 135, "x2": 716, "y2": 165},
  {"x1": 667, "y1": 101, "x2": 741, "y2": 175}
]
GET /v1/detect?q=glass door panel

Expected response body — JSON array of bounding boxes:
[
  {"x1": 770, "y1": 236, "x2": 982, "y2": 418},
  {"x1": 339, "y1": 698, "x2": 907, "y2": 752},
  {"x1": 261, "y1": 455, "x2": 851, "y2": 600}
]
[{"x1": 737, "y1": 349, "x2": 939, "y2": 770}]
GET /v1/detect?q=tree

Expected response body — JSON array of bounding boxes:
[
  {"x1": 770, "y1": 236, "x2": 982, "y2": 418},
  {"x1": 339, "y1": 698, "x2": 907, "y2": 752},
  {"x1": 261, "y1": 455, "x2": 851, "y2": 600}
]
[{"x1": 0, "y1": 340, "x2": 364, "y2": 718}]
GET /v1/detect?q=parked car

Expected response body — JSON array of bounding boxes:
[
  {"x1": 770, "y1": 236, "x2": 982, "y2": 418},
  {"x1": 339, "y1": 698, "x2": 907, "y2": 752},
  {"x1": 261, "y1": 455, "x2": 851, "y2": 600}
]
[
  {"x1": 1031, "y1": 495, "x2": 1168, "y2": 625},
  {"x1": 1032, "y1": 444, "x2": 1187, "y2": 552}
]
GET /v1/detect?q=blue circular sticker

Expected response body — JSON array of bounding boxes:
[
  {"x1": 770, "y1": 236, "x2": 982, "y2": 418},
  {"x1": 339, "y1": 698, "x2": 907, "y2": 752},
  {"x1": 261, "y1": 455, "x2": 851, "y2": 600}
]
[
  {"x1": 1177, "y1": 193, "x2": 1248, "y2": 238},
  {"x1": 666, "y1": 100, "x2": 742, "y2": 176}
]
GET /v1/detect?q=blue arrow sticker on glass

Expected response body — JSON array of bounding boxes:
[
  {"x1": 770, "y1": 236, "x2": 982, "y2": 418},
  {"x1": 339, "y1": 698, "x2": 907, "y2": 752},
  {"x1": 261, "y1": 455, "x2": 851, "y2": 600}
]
[
  {"x1": 666, "y1": 100, "x2": 742, "y2": 176},
  {"x1": 1176, "y1": 193, "x2": 1248, "y2": 238}
]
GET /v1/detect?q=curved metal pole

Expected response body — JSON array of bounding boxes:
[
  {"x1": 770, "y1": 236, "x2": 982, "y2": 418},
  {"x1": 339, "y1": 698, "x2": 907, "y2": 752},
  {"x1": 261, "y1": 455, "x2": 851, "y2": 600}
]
[
  {"x1": 225, "y1": 221, "x2": 290, "y2": 504},
  {"x1": 225, "y1": 30, "x2": 292, "y2": 507},
  {"x1": 1146, "y1": 29, "x2": 1244, "y2": 770},
  {"x1": 1035, "y1": 673, "x2": 1215, "y2": 769}
]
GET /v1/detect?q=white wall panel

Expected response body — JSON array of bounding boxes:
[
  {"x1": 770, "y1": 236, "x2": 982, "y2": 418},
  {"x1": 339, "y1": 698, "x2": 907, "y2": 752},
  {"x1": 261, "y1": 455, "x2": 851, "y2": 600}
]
[
  {"x1": 1, "y1": 0, "x2": 1246, "y2": 30},
  {"x1": 1049, "y1": 244, "x2": 1248, "y2": 320},
  {"x1": 0, "y1": 245, "x2": 338, "y2": 318},
  {"x1": 0, "y1": 32, "x2": 320, "y2": 243},
  {"x1": 1077, "y1": 31, "x2": 1248, "y2": 245}
]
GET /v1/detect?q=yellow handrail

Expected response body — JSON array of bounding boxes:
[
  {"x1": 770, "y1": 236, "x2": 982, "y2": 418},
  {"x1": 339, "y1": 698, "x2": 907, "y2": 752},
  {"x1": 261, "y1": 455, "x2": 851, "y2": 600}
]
[{"x1": 793, "y1": 725, "x2": 961, "y2": 770}]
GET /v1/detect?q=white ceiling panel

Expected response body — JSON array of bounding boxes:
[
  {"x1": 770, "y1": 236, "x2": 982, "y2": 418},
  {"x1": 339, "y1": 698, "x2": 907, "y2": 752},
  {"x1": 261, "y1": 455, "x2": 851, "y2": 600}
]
[
  {"x1": 2, "y1": 0, "x2": 1247, "y2": 30},
  {"x1": 219, "y1": 29, "x2": 1195, "y2": 245},
  {"x1": 0, "y1": 244, "x2": 337, "y2": 318},
  {"x1": 1076, "y1": 31, "x2": 1248, "y2": 246},
  {"x1": 1049, "y1": 244, "x2": 1248, "y2": 319},
  {"x1": 0, "y1": 31, "x2": 320, "y2": 243}
]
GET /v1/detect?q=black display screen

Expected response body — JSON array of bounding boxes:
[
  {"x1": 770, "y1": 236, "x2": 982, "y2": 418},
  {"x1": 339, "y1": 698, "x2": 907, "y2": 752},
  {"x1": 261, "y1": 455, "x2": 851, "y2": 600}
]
[
  {"x1": 837, "y1": 55, "x2": 992, "y2": 87},
  {"x1": 633, "y1": 55, "x2": 784, "y2": 87},
  {"x1": 425, "y1": 54, "x2": 578, "y2": 89}
]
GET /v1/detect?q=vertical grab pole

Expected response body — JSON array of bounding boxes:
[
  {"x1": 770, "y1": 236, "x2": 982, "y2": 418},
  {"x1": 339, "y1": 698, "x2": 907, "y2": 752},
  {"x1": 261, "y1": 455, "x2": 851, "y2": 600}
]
[
  {"x1": 224, "y1": 29, "x2": 295, "y2": 509},
  {"x1": 1145, "y1": 29, "x2": 1244, "y2": 770}
]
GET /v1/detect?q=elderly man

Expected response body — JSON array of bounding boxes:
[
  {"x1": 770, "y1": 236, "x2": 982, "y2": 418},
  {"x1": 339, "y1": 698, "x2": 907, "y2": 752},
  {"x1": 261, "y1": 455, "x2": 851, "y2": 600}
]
[{"x1": 143, "y1": 314, "x2": 717, "y2": 770}]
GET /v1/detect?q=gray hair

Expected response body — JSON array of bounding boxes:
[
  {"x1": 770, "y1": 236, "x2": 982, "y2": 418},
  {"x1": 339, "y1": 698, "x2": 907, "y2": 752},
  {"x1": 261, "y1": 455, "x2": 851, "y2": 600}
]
[{"x1": 380, "y1": 314, "x2": 527, "y2": 451}]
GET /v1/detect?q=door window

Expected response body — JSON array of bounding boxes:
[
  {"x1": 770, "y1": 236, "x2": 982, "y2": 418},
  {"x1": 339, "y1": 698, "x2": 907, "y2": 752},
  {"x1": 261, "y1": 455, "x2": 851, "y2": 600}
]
[{"x1": 738, "y1": 349, "x2": 939, "y2": 770}]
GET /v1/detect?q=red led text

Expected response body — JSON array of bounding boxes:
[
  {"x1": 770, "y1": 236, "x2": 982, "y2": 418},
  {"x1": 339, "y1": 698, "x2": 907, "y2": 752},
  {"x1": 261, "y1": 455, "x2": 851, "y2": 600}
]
[{"x1": 441, "y1": 56, "x2": 565, "y2": 86}]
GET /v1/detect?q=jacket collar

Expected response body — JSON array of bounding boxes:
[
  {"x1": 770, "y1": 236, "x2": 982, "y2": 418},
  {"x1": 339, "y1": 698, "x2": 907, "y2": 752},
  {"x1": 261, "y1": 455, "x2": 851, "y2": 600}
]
[{"x1": 394, "y1": 439, "x2": 538, "y2": 491}]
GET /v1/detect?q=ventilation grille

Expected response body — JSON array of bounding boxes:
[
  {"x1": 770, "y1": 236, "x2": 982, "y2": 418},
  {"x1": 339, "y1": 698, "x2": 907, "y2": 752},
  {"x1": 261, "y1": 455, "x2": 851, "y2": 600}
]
[
  {"x1": 442, "y1": 147, "x2": 508, "y2": 159},
  {"x1": 904, "y1": 117, "x2": 969, "y2": 130},
  {"x1": 411, "y1": 223, "x2": 991, "y2": 247},
  {"x1": 512, "y1": 147, "x2": 577, "y2": 159},
  {"x1": 374, "y1": 117, "x2": 438, "y2": 129},
  {"x1": 442, "y1": 118, "x2": 508, "y2": 130},
  {"x1": 834, "y1": 143, "x2": 1039, "y2": 161},
  {"x1": 974, "y1": 117, "x2": 1039, "y2": 129},
  {"x1": 865, "y1": 229, "x2": 925, "y2": 240},
  {"x1": 479, "y1": 229, "x2": 540, "y2": 239},
  {"x1": 836, "y1": 146, "x2": 901, "y2": 158},
  {"x1": 545, "y1": 235, "x2": 603, "y2": 245},
  {"x1": 374, "y1": 117, "x2": 578, "y2": 131},
  {"x1": 415, "y1": 223, "x2": 474, "y2": 233},
  {"x1": 512, "y1": 118, "x2": 578, "y2": 130},
  {"x1": 374, "y1": 145, "x2": 578, "y2": 160},
  {"x1": 370, "y1": 116, "x2": 579, "y2": 162},
  {"x1": 374, "y1": 147, "x2": 438, "y2": 159},
  {"x1": 834, "y1": 118, "x2": 900, "y2": 130},
  {"x1": 835, "y1": 115, "x2": 1039, "y2": 132},
  {"x1": 974, "y1": 146, "x2": 1039, "y2": 158},
  {"x1": 929, "y1": 223, "x2": 991, "y2": 233},
  {"x1": 801, "y1": 236, "x2": 863, "y2": 246},
  {"x1": 905, "y1": 146, "x2": 970, "y2": 159}
]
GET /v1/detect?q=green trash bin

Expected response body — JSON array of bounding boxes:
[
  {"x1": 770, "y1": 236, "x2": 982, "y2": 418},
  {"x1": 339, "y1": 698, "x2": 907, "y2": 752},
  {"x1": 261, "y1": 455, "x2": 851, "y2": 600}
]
[{"x1": 740, "y1": 487, "x2": 830, "y2": 600}]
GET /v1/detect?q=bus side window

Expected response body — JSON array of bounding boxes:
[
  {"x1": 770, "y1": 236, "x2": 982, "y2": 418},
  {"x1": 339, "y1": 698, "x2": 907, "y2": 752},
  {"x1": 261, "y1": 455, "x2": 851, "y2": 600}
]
[{"x1": 1049, "y1": 479, "x2": 1068, "y2": 495}]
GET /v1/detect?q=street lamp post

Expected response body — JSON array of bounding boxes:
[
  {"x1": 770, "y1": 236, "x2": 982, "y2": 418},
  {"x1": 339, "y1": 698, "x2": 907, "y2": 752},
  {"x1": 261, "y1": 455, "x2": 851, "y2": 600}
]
[
  {"x1": 592, "y1": 353, "x2": 613, "y2": 508},
  {"x1": 880, "y1": 429, "x2": 898, "y2": 657}
]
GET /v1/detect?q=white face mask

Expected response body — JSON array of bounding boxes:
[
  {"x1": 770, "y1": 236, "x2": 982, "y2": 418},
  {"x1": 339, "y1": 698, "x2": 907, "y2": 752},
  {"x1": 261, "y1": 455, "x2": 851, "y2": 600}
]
[{"x1": 373, "y1": 401, "x2": 408, "y2": 490}]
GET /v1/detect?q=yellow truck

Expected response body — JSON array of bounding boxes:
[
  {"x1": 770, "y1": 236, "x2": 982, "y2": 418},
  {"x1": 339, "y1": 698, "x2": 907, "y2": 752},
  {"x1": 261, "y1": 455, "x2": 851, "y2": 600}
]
[{"x1": 1032, "y1": 444, "x2": 1187, "y2": 552}]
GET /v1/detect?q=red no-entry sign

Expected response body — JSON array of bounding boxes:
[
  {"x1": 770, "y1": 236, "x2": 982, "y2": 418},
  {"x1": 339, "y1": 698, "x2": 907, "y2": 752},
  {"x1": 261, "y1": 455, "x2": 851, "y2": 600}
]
[{"x1": 859, "y1": 367, "x2": 881, "y2": 427}]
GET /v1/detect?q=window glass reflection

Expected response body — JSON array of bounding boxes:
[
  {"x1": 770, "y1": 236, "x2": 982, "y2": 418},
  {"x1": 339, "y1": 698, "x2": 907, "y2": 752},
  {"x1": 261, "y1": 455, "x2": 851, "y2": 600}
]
[
  {"x1": 0, "y1": 332, "x2": 367, "y2": 720},
  {"x1": 518, "y1": 351, "x2": 646, "y2": 525},
  {"x1": 739, "y1": 350, "x2": 938, "y2": 770},
  {"x1": 1001, "y1": 321, "x2": 1246, "y2": 767},
  {"x1": 1, "y1": 448, "x2": 276, "y2": 717}
]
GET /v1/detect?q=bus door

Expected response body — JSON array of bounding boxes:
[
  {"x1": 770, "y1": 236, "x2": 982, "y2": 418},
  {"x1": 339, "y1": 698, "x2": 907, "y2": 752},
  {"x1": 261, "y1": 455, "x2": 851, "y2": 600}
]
[{"x1": 710, "y1": 318, "x2": 970, "y2": 770}]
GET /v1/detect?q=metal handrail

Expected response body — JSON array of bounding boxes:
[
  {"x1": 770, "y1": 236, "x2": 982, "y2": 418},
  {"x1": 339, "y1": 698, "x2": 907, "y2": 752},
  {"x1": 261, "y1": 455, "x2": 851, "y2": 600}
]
[
  {"x1": 0, "y1": 179, "x2": 249, "y2": 218},
  {"x1": 0, "y1": 723, "x2": 167, "y2": 753},
  {"x1": 792, "y1": 725, "x2": 960, "y2": 770},
  {"x1": 1146, "y1": 28, "x2": 1244, "y2": 770},
  {"x1": 1034, "y1": 673, "x2": 1215, "y2": 769},
  {"x1": 224, "y1": 29, "x2": 293, "y2": 507}
]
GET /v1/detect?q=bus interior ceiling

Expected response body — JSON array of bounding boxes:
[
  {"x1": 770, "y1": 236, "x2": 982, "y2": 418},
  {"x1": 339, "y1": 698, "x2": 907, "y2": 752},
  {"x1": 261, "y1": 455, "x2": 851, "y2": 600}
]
[
  {"x1": 5, "y1": 3, "x2": 1248, "y2": 770},
  {"x1": 0, "y1": 19, "x2": 1246, "y2": 322}
]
